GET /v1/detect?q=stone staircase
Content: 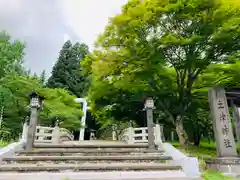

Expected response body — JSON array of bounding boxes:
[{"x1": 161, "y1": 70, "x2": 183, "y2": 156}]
[{"x1": 0, "y1": 142, "x2": 200, "y2": 180}]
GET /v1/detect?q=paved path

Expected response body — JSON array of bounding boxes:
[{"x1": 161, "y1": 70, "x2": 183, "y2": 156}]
[{"x1": 0, "y1": 171, "x2": 196, "y2": 180}]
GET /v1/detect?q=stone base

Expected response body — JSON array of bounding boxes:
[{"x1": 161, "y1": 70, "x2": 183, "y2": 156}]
[{"x1": 206, "y1": 157, "x2": 240, "y2": 175}]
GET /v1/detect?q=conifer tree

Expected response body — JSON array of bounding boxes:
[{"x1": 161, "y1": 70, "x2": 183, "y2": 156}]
[
  {"x1": 40, "y1": 70, "x2": 46, "y2": 86},
  {"x1": 47, "y1": 40, "x2": 89, "y2": 97}
]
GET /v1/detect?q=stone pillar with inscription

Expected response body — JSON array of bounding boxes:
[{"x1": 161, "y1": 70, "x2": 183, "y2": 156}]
[{"x1": 208, "y1": 87, "x2": 237, "y2": 157}]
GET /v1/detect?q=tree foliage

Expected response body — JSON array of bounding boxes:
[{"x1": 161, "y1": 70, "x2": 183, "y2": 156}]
[
  {"x1": 0, "y1": 33, "x2": 83, "y2": 141},
  {"x1": 0, "y1": 31, "x2": 25, "y2": 78},
  {"x1": 38, "y1": 87, "x2": 82, "y2": 131},
  {"x1": 0, "y1": 74, "x2": 82, "y2": 140},
  {"x1": 83, "y1": 0, "x2": 240, "y2": 145}
]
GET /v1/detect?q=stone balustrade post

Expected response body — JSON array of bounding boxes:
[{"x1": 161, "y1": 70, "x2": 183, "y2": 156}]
[
  {"x1": 90, "y1": 129, "x2": 96, "y2": 140},
  {"x1": 127, "y1": 120, "x2": 134, "y2": 144},
  {"x1": 21, "y1": 118, "x2": 29, "y2": 141},
  {"x1": 154, "y1": 121, "x2": 162, "y2": 144},
  {"x1": 142, "y1": 129, "x2": 147, "y2": 141},
  {"x1": 112, "y1": 124, "x2": 117, "y2": 141},
  {"x1": 160, "y1": 124, "x2": 165, "y2": 142},
  {"x1": 171, "y1": 131, "x2": 175, "y2": 141},
  {"x1": 52, "y1": 120, "x2": 60, "y2": 144}
]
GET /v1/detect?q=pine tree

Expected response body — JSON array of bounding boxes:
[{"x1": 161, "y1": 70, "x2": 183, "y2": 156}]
[
  {"x1": 47, "y1": 40, "x2": 89, "y2": 97},
  {"x1": 68, "y1": 42, "x2": 89, "y2": 96},
  {"x1": 47, "y1": 40, "x2": 72, "y2": 90},
  {"x1": 33, "y1": 73, "x2": 38, "y2": 80},
  {"x1": 40, "y1": 70, "x2": 46, "y2": 86}
]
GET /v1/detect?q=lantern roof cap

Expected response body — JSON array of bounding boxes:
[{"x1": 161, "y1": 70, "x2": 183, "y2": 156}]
[{"x1": 29, "y1": 90, "x2": 44, "y2": 100}]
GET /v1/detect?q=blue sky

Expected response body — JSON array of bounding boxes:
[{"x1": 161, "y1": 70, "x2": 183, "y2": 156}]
[{"x1": 0, "y1": 0, "x2": 127, "y2": 75}]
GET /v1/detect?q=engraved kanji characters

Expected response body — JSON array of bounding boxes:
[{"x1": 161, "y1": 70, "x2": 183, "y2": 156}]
[
  {"x1": 221, "y1": 125, "x2": 229, "y2": 136},
  {"x1": 219, "y1": 112, "x2": 227, "y2": 122},
  {"x1": 217, "y1": 100, "x2": 225, "y2": 109},
  {"x1": 224, "y1": 139, "x2": 232, "y2": 148}
]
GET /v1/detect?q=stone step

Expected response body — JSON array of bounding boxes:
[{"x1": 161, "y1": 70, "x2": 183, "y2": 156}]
[
  {"x1": 33, "y1": 143, "x2": 155, "y2": 149},
  {"x1": 3, "y1": 155, "x2": 172, "y2": 161},
  {"x1": 0, "y1": 163, "x2": 182, "y2": 172},
  {"x1": 2, "y1": 155, "x2": 172, "y2": 164},
  {"x1": 0, "y1": 171, "x2": 201, "y2": 180},
  {"x1": 17, "y1": 149, "x2": 164, "y2": 156}
]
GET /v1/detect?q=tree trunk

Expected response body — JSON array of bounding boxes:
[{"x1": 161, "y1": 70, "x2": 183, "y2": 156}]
[
  {"x1": 193, "y1": 132, "x2": 201, "y2": 146},
  {"x1": 175, "y1": 115, "x2": 188, "y2": 146},
  {"x1": 0, "y1": 105, "x2": 4, "y2": 128},
  {"x1": 192, "y1": 121, "x2": 202, "y2": 146}
]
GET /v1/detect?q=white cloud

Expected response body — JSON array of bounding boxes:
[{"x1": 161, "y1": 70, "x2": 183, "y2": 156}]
[
  {"x1": 0, "y1": 0, "x2": 80, "y2": 74},
  {"x1": 61, "y1": 0, "x2": 127, "y2": 50},
  {"x1": 0, "y1": 0, "x2": 127, "y2": 74}
]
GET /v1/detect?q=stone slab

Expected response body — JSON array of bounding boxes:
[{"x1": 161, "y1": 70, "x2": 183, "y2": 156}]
[
  {"x1": 206, "y1": 157, "x2": 240, "y2": 174},
  {"x1": 2, "y1": 155, "x2": 172, "y2": 161},
  {"x1": 33, "y1": 143, "x2": 153, "y2": 149},
  {"x1": 0, "y1": 163, "x2": 182, "y2": 172},
  {"x1": 0, "y1": 171, "x2": 200, "y2": 180},
  {"x1": 62, "y1": 140, "x2": 127, "y2": 145},
  {"x1": 18, "y1": 148, "x2": 164, "y2": 154},
  {"x1": 205, "y1": 157, "x2": 240, "y2": 165}
]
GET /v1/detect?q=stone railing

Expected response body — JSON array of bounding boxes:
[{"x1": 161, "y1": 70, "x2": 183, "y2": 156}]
[
  {"x1": 60, "y1": 128, "x2": 74, "y2": 141},
  {"x1": 119, "y1": 124, "x2": 163, "y2": 144},
  {"x1": 0, "y1": 139, "x2": 26, "y2": 163},
  {"x1": 35, "y1": 126, "x2": 61, "y2": 143},
  {"x1": 160, "y1": 143, "x2": 200, "y2": 178},
  {"x1": 118, "y1": 124, "x2": 200, "y2": 178},
  {"x1": 21, "y1": 121, "x2": 74, "y2": 144},
  {"x1": 0, "y1": 122, "x2": 74, "y2": 164}
]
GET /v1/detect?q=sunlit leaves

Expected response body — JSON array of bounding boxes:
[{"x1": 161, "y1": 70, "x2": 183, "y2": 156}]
[
  {"x1": 0, "y1": 74, "x2": 83, "y2": 135},
  {"x1": 38, "y1": 88, "x2": 82, "y2": 131},
  {"x1": 82, "y1": 0, "x2": 240, "y2": 145},
  {"x1": 0, "y1": 31, "x2": 25, "y2": 78}
]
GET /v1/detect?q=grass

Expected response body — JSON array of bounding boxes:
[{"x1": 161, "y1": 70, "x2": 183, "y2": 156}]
[
  {"x1": 171, "y1": 140, "x2": 217, "y2": 171},
  {"x1": 171, "y1": 140, "x2": 217, "y2": 158},
  {"x1": 0, "y1": 140, "x2": 9, "y2": 147},
  {"x1": 202, "y1": 171, "x2": 240, "y2": 180}
]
